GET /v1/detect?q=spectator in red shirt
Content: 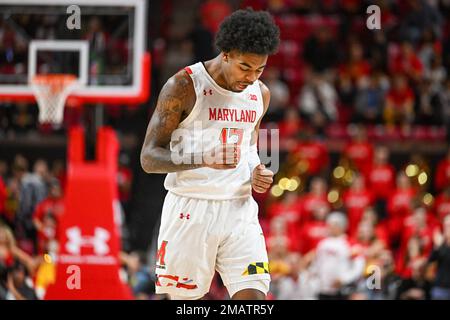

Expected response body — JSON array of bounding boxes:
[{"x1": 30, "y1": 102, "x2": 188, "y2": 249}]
[
  {"x1": 435, "y1": 148, "x2": 450, "y2": 192},
  {"x1": 365, "y1": 146, "x2": 396, "y2": 221},
  {"x1": 383, "y1": 74, "x2": 415, "y2": 129},
  {"x1": 299, "y1": 177, "x2": 331, "y2": 226},
  {"x1": 278, "y1": 108, "x2": 302, "y2": 140},
  {"x1": 298, "y1": 205, "x2": 329, "y2": 255},
  {"x1": 390, "y1": 41, "x2": 424, "y2": 82},
  {"x1": 366, "y1": 146, "x2": 395, "y2": 201},
  {"x1": 267, "y1": 191, "x2": 302, "y2": 226},
  {"x1": 338, "y1": 41, "x2": 371, "y2": 84},
  {"x1": 400, "y1": 207, "x2": 438, "y2": 261},
  {"x1": 32, "y1": 179, "x2": 64, "y2": 254},
  {"x1": 343, "y1": 125, "x2": 374, "y2": 174},
  {"x1": 291, "y1": 130, "x2": 329, "y2": 177},
  {"x1": 434, "y1": 186, "x2": 450, "y2": 222},
  {"x1": 396, "y1": 236, "x2": 426, "y2": 279},
  {"x1": 342, "y1": 174, "x2": 374, "y2": 238},
  {"x1": 387, "y1": 172, "x2": 418, "y2": 244}
]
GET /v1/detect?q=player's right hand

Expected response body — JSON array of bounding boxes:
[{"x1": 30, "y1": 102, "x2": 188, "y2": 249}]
[{"x1": 203, "y1": 143, "x2": 240, "y2": 169}]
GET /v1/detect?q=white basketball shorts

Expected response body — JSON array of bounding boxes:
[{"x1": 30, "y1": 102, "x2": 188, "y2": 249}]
[{"x1": 155, "y1": 191, "x2": 271, "y2": 299}]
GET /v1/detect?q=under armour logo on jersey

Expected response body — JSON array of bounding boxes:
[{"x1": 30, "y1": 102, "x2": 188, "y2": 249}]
[
  {"x1": 203, "y1": 89, "x2": 213, "y2": 96},
  {"x1": 248, "y1": 94, "x2": 258, "y2": 101},
  {"x1": 179, "y1": 213, "x2": 190, "y2": 220},
  {"x1": 65, "y1": 226, "x2": 110, "y2": 256}
]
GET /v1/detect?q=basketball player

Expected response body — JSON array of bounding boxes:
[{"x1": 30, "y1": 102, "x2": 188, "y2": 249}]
[{"x1": 140, "y1": 9, "x2": 280, "y2": 300}]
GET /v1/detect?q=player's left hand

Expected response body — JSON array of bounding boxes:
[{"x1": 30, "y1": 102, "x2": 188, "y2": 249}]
[{"x1": 252, "y1": 164, "x2": 273, "y2": 193}]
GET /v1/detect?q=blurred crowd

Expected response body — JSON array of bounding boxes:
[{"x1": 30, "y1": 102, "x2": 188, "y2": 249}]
[
  {"x1": 257, "y1": 140, "x2": 450, "y2": 300},
  {"x1": 154, "y1": 0, "x2": 450, "y2": 300},
  {"x1": 0, "y1": 154, "x2": 148, "y2": 300},
  {"x1": 156, "y1": 0, "x2": 450, "y2": 140}
]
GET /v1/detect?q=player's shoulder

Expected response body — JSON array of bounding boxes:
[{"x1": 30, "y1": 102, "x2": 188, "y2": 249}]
[
  {"x1": 165, "y1": 68, "x2": 194, "y2": 92},
  {"x1": 258, "y1": 80, "x2": 270, "y2": 105},
  {"x1": 160, "y1": 68, "x2": 195, "y2": 103},
  {"x1": 258, "y1": 79, "x2": 270, "y2": 96}
]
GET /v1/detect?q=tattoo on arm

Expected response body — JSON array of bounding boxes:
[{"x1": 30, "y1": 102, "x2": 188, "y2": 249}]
[{"x1": 140, "y1": 70, "x2": 202, "y2": 173}]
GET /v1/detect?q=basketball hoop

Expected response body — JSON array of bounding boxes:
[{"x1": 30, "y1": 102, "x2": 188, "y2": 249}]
[{"x1": 31, "y1": 74, "x2": 79, "y2": 126}]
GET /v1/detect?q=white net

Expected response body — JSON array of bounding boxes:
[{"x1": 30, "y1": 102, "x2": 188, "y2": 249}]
[{"x1": 31, "y1": 74, "x2": 79, "y2": 125}]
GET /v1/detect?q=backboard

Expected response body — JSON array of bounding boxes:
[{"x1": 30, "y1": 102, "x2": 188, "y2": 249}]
[{"x1": 0, "y1": 0, "x2": 149, "y2": 105}]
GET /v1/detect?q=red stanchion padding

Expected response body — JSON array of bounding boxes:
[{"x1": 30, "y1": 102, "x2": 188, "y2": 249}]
[
  {"x1": 67, "y1": 126, "x2": 85, "y2": 165},
  {"x1": 96, "y1": 127, "x2": 119, "y2": 172},
  {"x1": 45, "y1": 127, "x2": 133, "y2": 300}
]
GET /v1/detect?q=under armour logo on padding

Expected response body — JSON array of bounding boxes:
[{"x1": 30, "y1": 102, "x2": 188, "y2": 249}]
[
  {"x1": 66, "y1": 227, "x2": 110, "y2": 256},
  {"x1": 179, "y1": 213, "x2": 190, "y2": 219},
  {"x1": 203, "y1": 89, "x2": 213, "y2": 96}
]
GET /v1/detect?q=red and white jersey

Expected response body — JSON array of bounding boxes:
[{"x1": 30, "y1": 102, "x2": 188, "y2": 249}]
[
  {"x1": 300, "y1": 193, "x2": 330, "y2": 225},
  {"x1": 298, "y1": 220, "x2": 328, "y2": 254},
  {"x1": 435, "y1": 193, "x2": 450, "y2": 221},
  {"x1": 164, "y1": 62, "x2": 264, "y2": 199},
  {"x1": 435, "y1": 159, "x2": 450, "y2": 191},
  {"x1": 293, "y1": 141, "x2": 329, "y2": 175},
  {"x1": 365, "y1": 164, "x2": 395, "y2": 200},
  {"x1": 343, "y1": 189, "x2": 374, "y2": 237},
  {"x1": 343, "y1": 141, "x2": 374, "y2": 173}
]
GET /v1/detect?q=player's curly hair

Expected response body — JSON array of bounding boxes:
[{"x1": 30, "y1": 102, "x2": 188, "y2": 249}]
[{"x1": 215, "y1": 8, "x2": 280, "y2": 55}]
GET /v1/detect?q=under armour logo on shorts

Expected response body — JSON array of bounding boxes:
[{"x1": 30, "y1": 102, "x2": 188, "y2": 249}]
[{"x1": 179, "y1": 213, "x2": 190, "y2": 220}]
